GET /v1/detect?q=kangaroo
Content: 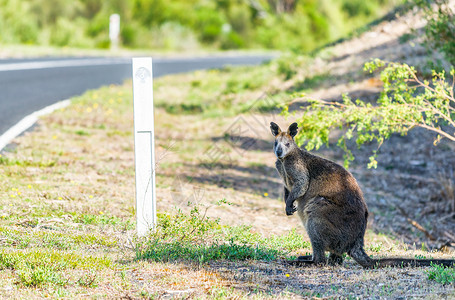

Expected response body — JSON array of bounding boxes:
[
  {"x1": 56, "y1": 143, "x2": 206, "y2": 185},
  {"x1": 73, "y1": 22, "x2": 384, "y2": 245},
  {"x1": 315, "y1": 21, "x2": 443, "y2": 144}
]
[{"x1": 271, "y1": 121, "x2": 455, "y2": 268}]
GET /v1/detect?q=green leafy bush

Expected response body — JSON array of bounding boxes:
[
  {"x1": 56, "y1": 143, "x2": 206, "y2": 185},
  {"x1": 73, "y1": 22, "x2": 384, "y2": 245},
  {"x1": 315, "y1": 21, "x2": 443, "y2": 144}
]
[
  {"x1": 286, "y1": 59, "x2": 455, "y2": 168},
  {"x1": 50, "y1": 18, "x2": 94, "y2": 47},
  {"x1": 193, "y1": 6, "x2": 226, "y2": 44},
  {"x1": 413, "y1": 0, "x2": 455, "y2": 64},
  {"x1": 0, "y1": 0, "x2": 39, "y2": 44},
  {"x1": 0, "y1": 0, "x2": 400, "y2": 51}
]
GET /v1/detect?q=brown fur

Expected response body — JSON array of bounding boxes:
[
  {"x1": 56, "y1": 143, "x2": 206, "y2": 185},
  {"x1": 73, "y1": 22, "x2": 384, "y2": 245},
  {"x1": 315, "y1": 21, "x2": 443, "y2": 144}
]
[{"x1": 271, "y1": 122, "x2": 455, "y2": 268}]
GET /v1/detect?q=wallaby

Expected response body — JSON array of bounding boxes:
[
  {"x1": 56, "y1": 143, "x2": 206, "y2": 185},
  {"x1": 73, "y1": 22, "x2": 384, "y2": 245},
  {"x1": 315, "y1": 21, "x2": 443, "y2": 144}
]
[{"x1": 271, "y1": 122, "x2": 455, "y2": 268}]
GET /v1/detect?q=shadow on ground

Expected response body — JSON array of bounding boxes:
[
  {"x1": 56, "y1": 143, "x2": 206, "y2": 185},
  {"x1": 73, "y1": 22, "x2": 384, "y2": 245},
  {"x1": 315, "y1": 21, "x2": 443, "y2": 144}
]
[
  {"x1": 181, "y1": 161, "x2": 283, "y2": 200},
  {"x1": 211, "y1": 135, "x2": 272, "y2": 152}
]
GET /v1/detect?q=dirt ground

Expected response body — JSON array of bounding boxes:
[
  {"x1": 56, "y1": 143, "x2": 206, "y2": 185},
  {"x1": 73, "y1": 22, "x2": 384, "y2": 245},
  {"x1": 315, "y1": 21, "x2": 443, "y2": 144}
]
[
  {"x1": 1, "y1": 5, "x2": 455, "y2": 299},
  {"x1": 303, "y1": 6, "x2": 455, "y2": 252},
  {"x1": 161, "y1": 4, "x2": 455, "y2": 254},
  {"x1": 150, "y1": 6, "x2": 455, "y2": 298}
]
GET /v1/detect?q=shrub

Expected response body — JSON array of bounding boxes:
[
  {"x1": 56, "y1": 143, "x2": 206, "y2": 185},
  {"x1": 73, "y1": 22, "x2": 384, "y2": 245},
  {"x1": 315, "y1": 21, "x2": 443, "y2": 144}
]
[
  {"x1": 220, "y1": 31, "x2": 245, "y2": 49},
  {"x1": 0, "y1": 0, "x2": 400, "y2": 50},
  {"x1": 49, "y1": 18, "x2": 93, "y2": 48},
  {"x1": 285, "y1": 59, "x2": 455, "y2": 168},
  {"x1": 193, "y1": 6, "x2": 226, "y2": 44},
  {"x1": 0, "y1": 0, "x2": 39, "y2": 44},
  {"x1": 342, "y1": 0, "x2": 375, "y2": 17},
  {"x1": 413, "y1": 0, "x2": 455, "y2": 64}
]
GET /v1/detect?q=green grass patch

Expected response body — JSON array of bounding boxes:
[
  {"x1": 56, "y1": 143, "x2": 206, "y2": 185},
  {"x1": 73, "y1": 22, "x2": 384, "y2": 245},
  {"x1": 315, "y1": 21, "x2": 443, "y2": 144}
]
[
  {"x1": 0, "y1": 156, "x2": 58, "y2": 168},
  {"x1": 367, "y1": 243, "x2": 384, "y2": 253},
  {"x1": 74, "y1": 213, "x2": 134, "y2": 229},
  {"x1": 138, "y1": 239, "x2": 281, "y2": 263},
  {"x1": 136, "y1": 203, "x2": 310, "y2": 263},
  {"x1": 75, "y1": 130, "x2": 90, "y2": 136},
  {"x1": 291, "y1": 73, "x2": 336, "y2": 92},
  {"x1": 153, "y1": 63, "x2": 287, "y2": 118},
  {"x1": 0, "y1": 227, "x2": 117, "y2": 249},
  {"x1": 0, "y1": 249, "x2": 112, "y2": 287},
  {"x1": 158, "y1": 102, "x2": 204, "y2": 115},
  {"x1": 426, "y1": 263, "x2": 455, "y2": 285}
]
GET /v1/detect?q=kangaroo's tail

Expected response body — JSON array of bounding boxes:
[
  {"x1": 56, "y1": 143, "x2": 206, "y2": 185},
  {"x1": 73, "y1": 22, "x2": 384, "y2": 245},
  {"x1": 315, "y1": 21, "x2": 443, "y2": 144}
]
[
  {"x1": 349, "y1": 244, "x2": 455, "y2": 268},
  {"x1": 373, "y1": 258, "x2": 455, "y2": 268}
]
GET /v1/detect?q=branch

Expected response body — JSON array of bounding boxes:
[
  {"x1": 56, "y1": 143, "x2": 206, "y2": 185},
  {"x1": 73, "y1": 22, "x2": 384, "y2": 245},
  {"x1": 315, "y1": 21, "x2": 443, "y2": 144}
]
[
  {"x1": 396, "y1": 205, "x2": 436, "y2": 241},
  {"x1": 403, "y1": 69, "x2": 455, "y2": 128},
  {"x1": 422, "y1": 98, "x2": 455, "y2": 128},
  {"x1": 416, "y1": 123, "x2": 455, "y2": 142},
  {"x1": 406, "y1": 64, "x2": 455, "y2": 103}
]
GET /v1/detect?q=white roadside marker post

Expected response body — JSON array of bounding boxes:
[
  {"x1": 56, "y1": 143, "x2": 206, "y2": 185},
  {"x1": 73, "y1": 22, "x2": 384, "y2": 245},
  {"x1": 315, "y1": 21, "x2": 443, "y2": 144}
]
[
  {"x1": 109, "y1": 14, "x2": 120, "y2": 50},
  {"x1": 132, "y1": 57, "x2": 156, "y2": 236}
]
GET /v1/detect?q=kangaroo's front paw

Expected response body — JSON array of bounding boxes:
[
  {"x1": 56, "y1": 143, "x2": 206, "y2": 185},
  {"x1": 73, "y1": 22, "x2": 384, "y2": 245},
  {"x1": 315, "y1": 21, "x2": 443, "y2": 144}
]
[{"x1": 285, "y1": 205, "x2": 297, "y2": 215}]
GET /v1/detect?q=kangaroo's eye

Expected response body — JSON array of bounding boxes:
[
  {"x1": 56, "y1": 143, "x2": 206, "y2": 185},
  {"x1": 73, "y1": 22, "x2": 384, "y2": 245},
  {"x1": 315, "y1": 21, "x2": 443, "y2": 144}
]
[{"x1": 285, "y1": 143, "x2": 290, "y2": 147}]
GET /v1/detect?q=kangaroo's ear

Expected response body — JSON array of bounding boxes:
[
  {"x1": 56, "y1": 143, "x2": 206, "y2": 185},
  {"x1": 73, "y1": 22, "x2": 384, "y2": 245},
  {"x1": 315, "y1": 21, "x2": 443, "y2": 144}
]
[
  {"x1": 270, "y1": 122, "x2": 281, "y2": 136},
  {"x1": 287, "y1": 122, "x2": 298, "y2": 138}
]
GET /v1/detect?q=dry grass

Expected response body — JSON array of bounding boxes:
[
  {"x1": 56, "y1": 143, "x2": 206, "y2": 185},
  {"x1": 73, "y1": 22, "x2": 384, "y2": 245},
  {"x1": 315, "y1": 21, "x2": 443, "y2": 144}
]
[
  {"x1": 1, "y1": 10, "x2": 455, "y2": 297},
  {"x1": 0, "y1": 69, "x2": 453, "y2": 298}
]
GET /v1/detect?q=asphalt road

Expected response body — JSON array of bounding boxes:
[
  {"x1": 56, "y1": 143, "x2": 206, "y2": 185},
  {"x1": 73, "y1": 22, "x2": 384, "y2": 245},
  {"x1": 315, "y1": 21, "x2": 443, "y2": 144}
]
[{"x1": 0, "y1": 55, "x2": 273, "y2": 136}]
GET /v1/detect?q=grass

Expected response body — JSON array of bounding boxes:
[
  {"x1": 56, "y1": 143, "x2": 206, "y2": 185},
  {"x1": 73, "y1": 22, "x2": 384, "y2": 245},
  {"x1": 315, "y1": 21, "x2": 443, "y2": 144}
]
[
  {"x1": 136, "y1": 204, "x2": 310, "y2": 263},
  {"x1": 153, "y1": 64, "x2": 289, "y2": 118},
  {"x1": 0, "y1": 48, "x2": 454, "y2": 297},
  {"x1": 0, "y1": 226, "x2": 117, "y2": 249},
  {"x1": 427, "y1": 264, "x2": 455, "y2": 285},
  {"x1": 0, "y1": 248, "x2": 111, "y2": 287},
  {"x1": 0, "y1": 72, "x2": 314, "y2": 296},
  {"x1": 0, "y1": 43, "x2": 274, "y2": 59},
  {"x1": 290, "y1": 73, "x2": 336, "y2": 92}
]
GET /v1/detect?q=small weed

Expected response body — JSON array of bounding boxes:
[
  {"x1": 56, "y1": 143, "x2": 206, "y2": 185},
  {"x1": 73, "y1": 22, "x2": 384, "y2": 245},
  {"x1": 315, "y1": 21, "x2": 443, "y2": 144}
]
[
  {"x1": 140, "y1": 290, "x2": 159, "y2": 299},
  {"x1": 107, "y1": 129, "x2": 132, "y2": 137},
  {"x1": 399, "y1": 33, "x2": 414, "y2": 44},
  {"x1": 159, "y1": 102, "x2": 204, "y2": 114},
  {"x1": 368, "y1": 243, "x2": 383, "y2": 253},
  {"x1": 210, "y1": 286, "x2": 236, "y2": 299},
  {"x1": 426, "y1": 263, "x2": 455, "y2": 284},
  {"x1": 18, "y1": 266, "x2": 67, "y2": 287},
  {"x1": 55, "y1": 287, "x2": 70, "y2": 297},
  {"x1": 75, "y1": 130, "x2": 90, "y2": 136},
  {"x1": 191, "y1": 80, "x2": 201, "y2": 87},
  {"x1": 119, "y1": 269, "x2": 127, "y2": 281},
  {"x1": 421, "y1": 243, "x2": 427, "y2": 252},
  {"x1": 76, "y1": 272, "x2": 98, "y2": 287}
]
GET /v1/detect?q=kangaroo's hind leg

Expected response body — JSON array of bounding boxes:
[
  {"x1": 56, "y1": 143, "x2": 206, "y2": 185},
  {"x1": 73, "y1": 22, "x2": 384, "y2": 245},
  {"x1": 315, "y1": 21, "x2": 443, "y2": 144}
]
[{"x1": 328, "y1": 253, "x2": 343, "y2": 265}]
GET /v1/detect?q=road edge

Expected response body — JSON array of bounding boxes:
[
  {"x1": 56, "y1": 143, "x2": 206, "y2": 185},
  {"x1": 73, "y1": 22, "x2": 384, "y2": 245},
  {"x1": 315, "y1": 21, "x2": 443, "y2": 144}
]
[{"x1": 0, "y1": 99, "x2": 71, "y2": 152}]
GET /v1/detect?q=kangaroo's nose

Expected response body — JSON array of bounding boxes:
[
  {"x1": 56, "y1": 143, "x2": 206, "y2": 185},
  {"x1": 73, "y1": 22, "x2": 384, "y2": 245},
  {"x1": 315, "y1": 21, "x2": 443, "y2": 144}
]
[{"x1": 276, "y1": 147, "x2": 283, "y2": 158}]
